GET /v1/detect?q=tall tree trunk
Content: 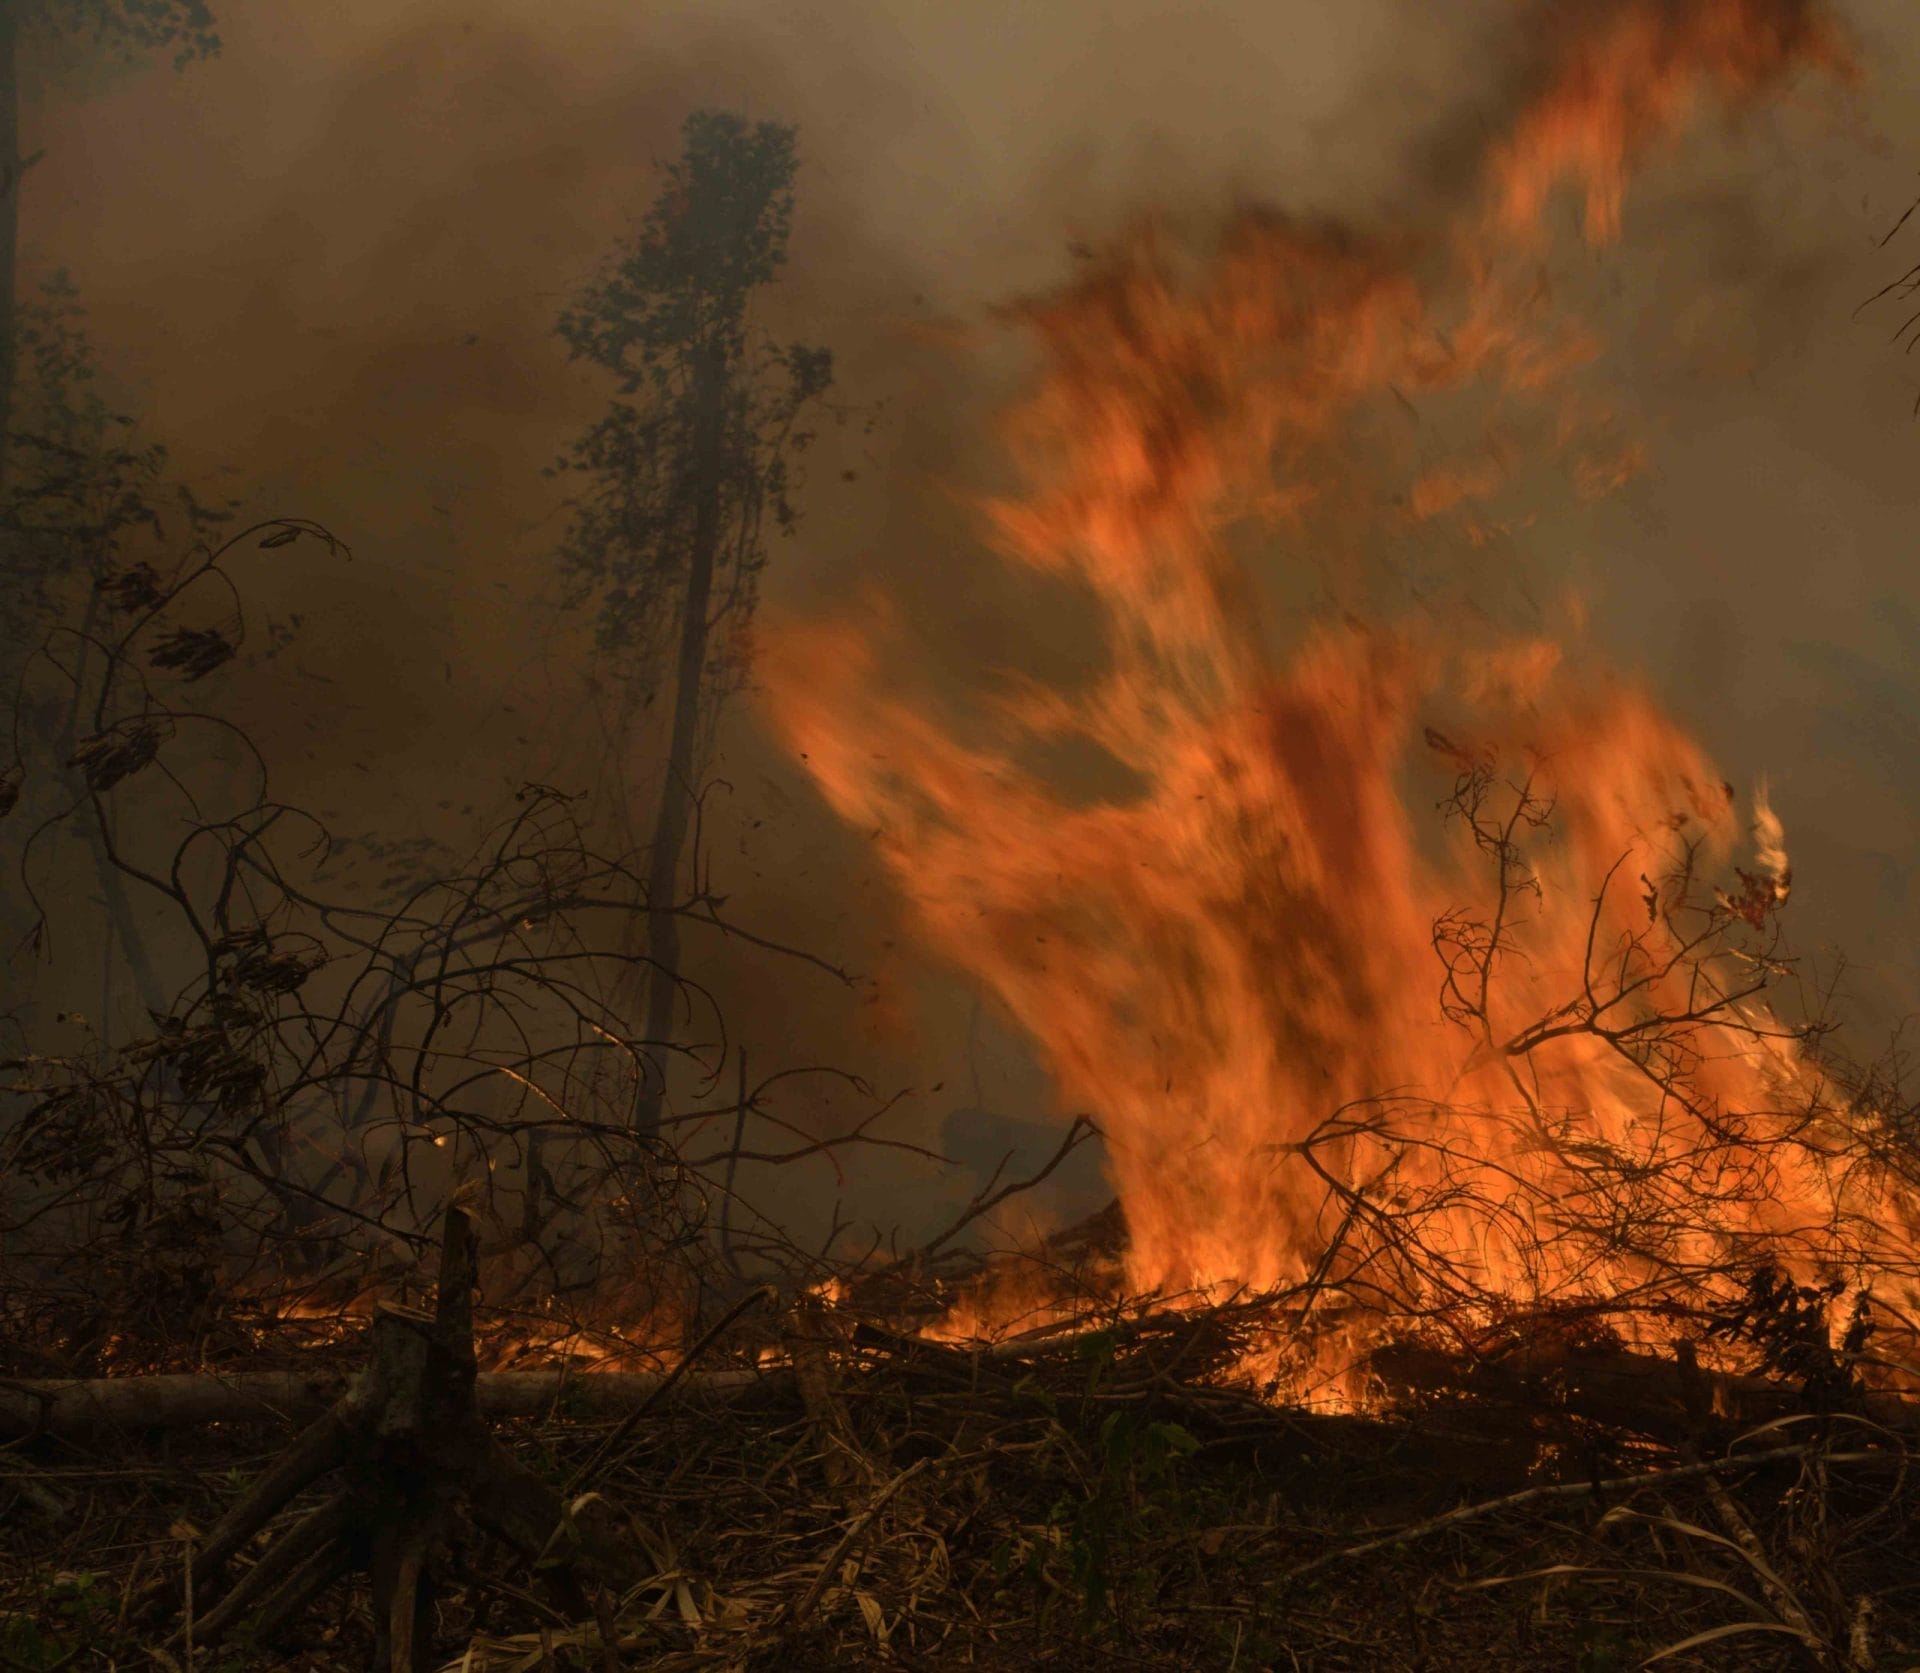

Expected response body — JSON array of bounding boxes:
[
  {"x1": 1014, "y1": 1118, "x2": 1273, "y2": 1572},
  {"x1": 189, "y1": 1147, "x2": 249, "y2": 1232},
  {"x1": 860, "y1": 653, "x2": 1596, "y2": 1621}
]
[
  {"x1": 632, "y1": 344, "x2": 726, "y2": 1138},
  {"x1": 0, "y1": 0, "x2": 19, "y2": 492}
]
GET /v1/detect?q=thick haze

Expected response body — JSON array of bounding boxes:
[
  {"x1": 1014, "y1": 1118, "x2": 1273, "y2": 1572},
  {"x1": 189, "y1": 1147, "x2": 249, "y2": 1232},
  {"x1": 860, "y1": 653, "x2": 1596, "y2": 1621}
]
[{"x1": 19, "y1": 0, "x2": 1920, "y2": 1231}]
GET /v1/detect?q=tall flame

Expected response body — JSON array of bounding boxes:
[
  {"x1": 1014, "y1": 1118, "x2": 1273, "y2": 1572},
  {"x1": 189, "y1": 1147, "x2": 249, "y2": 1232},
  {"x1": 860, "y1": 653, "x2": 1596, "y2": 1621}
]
[{"x1": 762, "y1": 0, "x2": 1910, "y2": 1319}]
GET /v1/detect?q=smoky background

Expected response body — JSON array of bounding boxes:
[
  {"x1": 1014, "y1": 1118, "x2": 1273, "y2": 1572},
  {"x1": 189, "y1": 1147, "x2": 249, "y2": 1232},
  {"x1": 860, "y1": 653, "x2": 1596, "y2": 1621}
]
[{"x1": 6, "y1": 0, "x2": 1919, "y2": 1269}]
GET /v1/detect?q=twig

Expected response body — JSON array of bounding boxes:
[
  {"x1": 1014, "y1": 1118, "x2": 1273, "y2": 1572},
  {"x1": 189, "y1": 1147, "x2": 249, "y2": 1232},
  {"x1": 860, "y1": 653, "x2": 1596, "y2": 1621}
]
[{"x1": 888, "y1": 1114, "x2": 1099, "y2": 1273}]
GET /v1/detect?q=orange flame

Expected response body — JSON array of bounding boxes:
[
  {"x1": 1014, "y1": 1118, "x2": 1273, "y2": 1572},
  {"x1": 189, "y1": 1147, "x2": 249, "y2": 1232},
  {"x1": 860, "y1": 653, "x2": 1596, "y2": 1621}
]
[
  {"x1": 1488, "y1": 0, "x2": 1849, "y2": 246},
  {"x1": 761, "y1": 0, "x2": 1907, "y2": 1337}
]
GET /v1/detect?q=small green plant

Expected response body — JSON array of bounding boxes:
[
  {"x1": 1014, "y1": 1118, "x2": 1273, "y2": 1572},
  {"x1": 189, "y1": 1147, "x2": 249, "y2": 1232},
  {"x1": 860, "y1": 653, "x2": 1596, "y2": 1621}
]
[
  {"x1": 1570, "y1": 1609, "x2": 1641, "y2": 1671},
  {"x1": 0, "y1": 1615, "x2": 59, "y2": 1672},
  {"x1": 1040, "y1": 1406, "x2": 1201, "y2": 1627},
  {"x1": 0, "y1": 1570, "x2": 114, "y2": 1668},
  {"x1": 1000, "y1": 1337, "x2": 1205, "y2": 1628}
]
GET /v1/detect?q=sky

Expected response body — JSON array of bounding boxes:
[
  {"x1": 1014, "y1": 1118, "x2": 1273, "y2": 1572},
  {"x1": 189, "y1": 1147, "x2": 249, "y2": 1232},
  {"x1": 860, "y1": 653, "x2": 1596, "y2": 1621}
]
[{"x1": 18, "y1": 0, "x2": 1920, "y2": 1235}]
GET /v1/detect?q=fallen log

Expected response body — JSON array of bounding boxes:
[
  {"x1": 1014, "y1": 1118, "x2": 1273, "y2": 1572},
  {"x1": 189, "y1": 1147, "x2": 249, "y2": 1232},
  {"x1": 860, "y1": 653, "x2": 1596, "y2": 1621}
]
[
  {"x1": 0, "y1": 1364, "x2": 771, "y2": 1439},
  {"x1": 12, "y1": 1290, "x2": 1912, "y2": 1449}
]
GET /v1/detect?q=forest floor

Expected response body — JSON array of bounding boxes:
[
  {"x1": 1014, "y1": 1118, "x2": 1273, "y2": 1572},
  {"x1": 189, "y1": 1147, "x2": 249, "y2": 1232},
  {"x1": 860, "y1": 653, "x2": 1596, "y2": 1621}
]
[{"x1": 3, "y1": 1295, "x2": 1916, "y2": 1672}]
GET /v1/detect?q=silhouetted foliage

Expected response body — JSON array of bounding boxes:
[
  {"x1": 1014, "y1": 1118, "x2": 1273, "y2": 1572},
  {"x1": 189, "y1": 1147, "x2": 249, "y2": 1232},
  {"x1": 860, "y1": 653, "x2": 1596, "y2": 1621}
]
[
  {"x1": 1707, "y1": 1263, "x2": 1873, "y2": 1411},
  {"x1": 17, "y1": 0, "x2": 219, "y2": 71},
  {"x1": 550, "y1": 109, "x2": 833, "y2": 712}
]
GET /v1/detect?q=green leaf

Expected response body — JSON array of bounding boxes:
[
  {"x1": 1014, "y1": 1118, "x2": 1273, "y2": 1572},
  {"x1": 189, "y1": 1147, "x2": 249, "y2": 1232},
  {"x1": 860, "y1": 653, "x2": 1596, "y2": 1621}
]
[{"x1": 1150, "y1": 1421, "x2": 1201, "y2": 1456}]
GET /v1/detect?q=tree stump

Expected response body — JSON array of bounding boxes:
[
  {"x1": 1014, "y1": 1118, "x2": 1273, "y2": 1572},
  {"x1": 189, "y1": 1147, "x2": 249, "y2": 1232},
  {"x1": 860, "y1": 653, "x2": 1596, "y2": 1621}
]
[{"x1": 152, "y1": 1207, "x2": 638, "y2": 1670}]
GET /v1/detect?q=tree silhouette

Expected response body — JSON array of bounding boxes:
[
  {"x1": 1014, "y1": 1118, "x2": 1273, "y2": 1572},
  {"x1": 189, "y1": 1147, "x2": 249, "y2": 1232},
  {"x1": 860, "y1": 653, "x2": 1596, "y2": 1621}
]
[
  {"x1": 551, "y1": 110, "x2": 833, "y2": 1138},
  {"x1": 0, "y1": 0, "x2": 218, "y2": 484}
]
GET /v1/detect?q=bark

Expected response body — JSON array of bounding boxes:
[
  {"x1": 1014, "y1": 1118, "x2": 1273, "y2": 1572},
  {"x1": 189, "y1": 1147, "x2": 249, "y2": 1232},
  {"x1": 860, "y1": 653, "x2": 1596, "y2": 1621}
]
[
  {"x1": 187, "y1": 1489, "x2": 353, "y2": 1646},
  {"x1": 633, "y1": 340, "x2": 727, "y2": 1138},
  {"x1": 130, "y1": 1210, "x2": 651, "y2": 1666}
]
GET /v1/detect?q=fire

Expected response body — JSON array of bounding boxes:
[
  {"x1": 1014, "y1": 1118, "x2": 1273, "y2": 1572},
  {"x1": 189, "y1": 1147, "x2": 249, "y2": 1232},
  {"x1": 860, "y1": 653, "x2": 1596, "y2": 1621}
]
[
  {"x1": 1486, "y1": 0, "x2": 1849, "y2": 246},
  {"x1": 761, "y1": 0, "x2": 1914, "y2": 1350}
]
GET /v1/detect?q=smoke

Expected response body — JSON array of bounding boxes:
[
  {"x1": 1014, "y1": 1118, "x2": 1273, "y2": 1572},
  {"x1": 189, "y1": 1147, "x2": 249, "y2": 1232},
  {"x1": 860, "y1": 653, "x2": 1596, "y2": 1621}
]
[{"x1": 11, "y1": 0, "x2": 1920, "y2": 1240}]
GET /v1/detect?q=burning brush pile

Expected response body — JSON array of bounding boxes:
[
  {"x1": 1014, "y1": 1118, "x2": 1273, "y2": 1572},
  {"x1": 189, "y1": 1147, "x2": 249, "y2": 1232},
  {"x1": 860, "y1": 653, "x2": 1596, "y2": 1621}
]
[
  {"x1": 764, "y1": 0, "x2": 1920, "y2": 1386},
  {"x1": 6, "y1": 0, "x2": 1920, "y2": 1668}
]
